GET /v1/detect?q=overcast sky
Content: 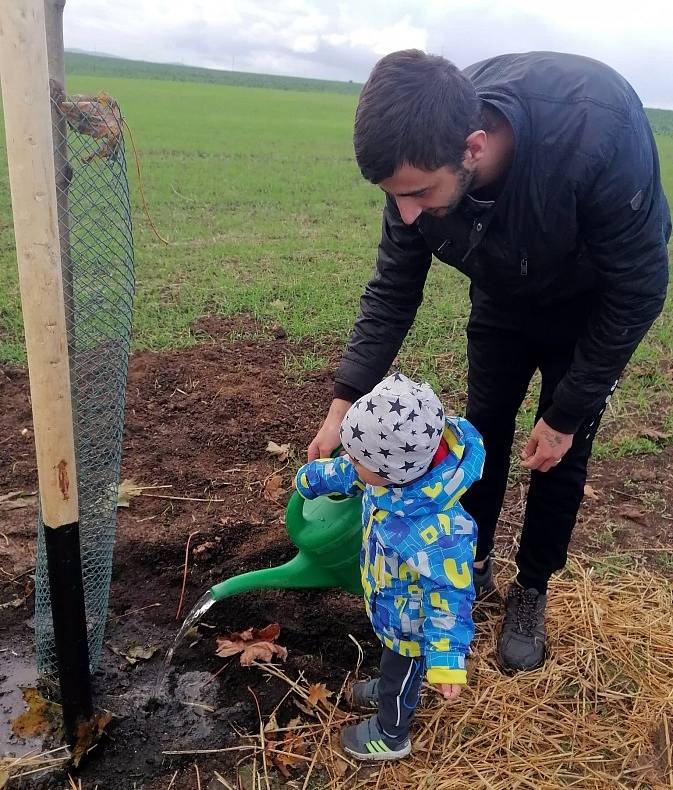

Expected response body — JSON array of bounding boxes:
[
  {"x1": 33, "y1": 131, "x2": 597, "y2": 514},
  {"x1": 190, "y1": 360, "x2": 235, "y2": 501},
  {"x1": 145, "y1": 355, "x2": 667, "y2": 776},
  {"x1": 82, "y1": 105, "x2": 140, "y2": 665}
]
[{"x1": 64, "y1": 0, "x2": 673, "y2": 108}]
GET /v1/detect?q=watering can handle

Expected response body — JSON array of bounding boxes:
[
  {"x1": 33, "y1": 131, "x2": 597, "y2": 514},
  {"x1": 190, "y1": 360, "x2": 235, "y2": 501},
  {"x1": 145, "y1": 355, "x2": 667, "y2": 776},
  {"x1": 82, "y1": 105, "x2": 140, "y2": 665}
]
[{"x1": 286, "y1": 488, "x2": 305, "y2": 527}]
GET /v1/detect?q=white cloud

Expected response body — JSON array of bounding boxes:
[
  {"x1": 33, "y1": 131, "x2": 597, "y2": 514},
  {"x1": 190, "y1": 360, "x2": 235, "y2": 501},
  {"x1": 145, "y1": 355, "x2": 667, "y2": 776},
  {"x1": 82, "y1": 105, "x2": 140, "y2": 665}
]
[
  {"x1": 62, "y1": 0, "x2": 673, "y2": 107},
  {"x1": 345, "y1": 17, "x2": 427, "y2": 55}
]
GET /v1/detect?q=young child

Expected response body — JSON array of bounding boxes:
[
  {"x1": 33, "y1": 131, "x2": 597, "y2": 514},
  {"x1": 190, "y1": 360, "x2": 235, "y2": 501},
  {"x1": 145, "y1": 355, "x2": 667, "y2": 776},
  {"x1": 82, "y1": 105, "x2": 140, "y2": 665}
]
[{"x1": 295, "y1": 373, "x2": 484, "y2": 762}]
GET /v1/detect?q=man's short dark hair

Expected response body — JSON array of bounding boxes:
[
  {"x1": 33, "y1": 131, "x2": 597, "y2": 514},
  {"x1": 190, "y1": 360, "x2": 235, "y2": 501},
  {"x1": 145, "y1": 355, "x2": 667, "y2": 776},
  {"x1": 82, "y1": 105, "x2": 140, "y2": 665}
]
[{"x1": 354, "y1": 50, "x2": 482, "y2": 183}]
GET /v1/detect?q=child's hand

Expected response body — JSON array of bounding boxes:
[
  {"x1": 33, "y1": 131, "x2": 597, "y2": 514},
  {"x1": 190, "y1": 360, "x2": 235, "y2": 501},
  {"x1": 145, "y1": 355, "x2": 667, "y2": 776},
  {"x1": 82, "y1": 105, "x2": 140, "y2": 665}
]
[{"x1": 433, "y1": 683, "x2": 462, "y2": 701}]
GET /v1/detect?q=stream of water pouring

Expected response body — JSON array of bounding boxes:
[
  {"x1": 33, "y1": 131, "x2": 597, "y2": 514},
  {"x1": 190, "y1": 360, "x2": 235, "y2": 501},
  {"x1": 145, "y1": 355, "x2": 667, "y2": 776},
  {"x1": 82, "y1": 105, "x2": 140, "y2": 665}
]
[{"x1": 155, "y1": 591, "x2": 216, "y2": 696}]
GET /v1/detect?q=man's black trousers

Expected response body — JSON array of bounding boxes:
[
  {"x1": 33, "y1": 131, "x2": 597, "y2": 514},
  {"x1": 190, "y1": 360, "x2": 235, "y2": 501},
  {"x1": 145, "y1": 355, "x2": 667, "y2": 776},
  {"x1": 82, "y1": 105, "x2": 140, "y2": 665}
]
[{"x1": 460, "y1": 289, "x2": 608, "y2": 594}]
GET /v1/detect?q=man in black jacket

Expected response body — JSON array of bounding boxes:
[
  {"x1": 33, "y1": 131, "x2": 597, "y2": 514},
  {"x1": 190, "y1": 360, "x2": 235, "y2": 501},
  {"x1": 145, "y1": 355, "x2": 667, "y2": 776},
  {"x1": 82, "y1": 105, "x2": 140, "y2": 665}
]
[{"x1": 308, "y1": 50, "x2": 671, "y2": 672}]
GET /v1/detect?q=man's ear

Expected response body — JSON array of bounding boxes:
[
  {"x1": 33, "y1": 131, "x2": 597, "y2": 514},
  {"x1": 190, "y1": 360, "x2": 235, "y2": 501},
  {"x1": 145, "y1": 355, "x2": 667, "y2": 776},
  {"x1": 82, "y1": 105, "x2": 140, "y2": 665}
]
[{"x1": 464, "y1": 129, "x2": 488, "y2": 167}]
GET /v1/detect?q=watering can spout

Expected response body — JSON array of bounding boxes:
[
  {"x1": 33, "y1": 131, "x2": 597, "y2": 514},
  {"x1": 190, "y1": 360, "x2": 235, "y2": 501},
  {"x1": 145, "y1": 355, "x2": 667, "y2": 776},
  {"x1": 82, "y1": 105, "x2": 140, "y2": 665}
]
[{"x1": 210, "y1": 491, "x2": 364, "y2": 603}]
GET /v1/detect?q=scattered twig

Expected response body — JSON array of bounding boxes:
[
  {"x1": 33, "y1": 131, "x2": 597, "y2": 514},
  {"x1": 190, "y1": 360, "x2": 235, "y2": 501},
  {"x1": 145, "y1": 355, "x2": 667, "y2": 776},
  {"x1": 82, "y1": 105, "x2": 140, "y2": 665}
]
[
  {"x1": 214, "y1": 771, "x2": 236, "y2": 790},
  {"x1": 144, "y1": 493, "x2": 233, "y2": 502},
  {"x1": 166, "y1": 769, "x2": 178, "y2": 790},
  {"x1": 194, "y1": 762, "x2": 201, "y2": 790},
  {"x1": 109, "y1": 603, "x2": 161, "y2": 622},
  {"x1": 163, "y1": 746, "x2": 256, "y2": 756},
  {"x1": 248, "y1": 687, "x2": 271, "y2": 790},
  {"x1": 348, "y1": 633, "x2": 364, "y2": 677},
  {"x1": 176, "y1": 530, "x2": 200, "y2": 620},
  {"x1": 201, "y1": 660, "x2": 231, "y2": 688}
]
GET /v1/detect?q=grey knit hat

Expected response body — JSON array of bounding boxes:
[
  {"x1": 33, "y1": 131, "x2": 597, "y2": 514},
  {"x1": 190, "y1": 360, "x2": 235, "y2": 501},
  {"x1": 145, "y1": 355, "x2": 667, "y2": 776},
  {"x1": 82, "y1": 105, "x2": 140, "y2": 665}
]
[{"x1": 340, "y1": 373, "x2": 445, "y2": 485}]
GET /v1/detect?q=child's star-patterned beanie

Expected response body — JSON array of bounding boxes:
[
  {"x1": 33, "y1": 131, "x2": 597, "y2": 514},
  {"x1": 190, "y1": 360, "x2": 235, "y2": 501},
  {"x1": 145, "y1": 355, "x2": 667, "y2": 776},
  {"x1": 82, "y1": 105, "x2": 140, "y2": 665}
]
[{"x1": 340, "y1": 373, "x2": 445, "y2": 485}]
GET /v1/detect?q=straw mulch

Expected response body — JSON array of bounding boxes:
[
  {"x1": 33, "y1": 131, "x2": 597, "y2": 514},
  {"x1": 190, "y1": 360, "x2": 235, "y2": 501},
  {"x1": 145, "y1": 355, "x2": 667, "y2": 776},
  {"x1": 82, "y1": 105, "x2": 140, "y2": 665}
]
[
  {"x1": 0, "y1": 747, "x2": 69, "y2": 786},
  {"x1": 232, "y1": 554, "x2": 673, "y2": 790}
]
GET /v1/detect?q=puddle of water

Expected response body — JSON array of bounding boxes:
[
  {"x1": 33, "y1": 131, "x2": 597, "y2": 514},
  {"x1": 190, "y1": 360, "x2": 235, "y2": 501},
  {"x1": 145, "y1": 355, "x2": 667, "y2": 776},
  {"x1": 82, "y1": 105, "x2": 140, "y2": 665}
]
[
  {"x1": 154, "y1": 591, "x2": 215, "y2": 696},
  {"x1": 0, "y1": 647, "x2": 43, "y2": 755}
]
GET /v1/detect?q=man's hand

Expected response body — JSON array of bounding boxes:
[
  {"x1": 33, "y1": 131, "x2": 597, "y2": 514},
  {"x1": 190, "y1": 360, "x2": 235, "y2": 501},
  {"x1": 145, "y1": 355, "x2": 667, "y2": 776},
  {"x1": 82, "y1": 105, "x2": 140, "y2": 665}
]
[
  {"x1": 433, "y1": 683, "x2": 462, "y2": 701},
  {"x1": 307, "y1": 398, "x2": 352, "y2": 460},
  {"x1": 521, "y1": 418, "x2": 574, "y2": 473}
]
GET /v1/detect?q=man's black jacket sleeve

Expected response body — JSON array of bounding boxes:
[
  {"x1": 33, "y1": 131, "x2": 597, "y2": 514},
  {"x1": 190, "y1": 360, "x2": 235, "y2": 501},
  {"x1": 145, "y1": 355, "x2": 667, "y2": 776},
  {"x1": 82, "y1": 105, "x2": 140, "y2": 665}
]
[
  {"x1": 545, "y1": 113, "x2": 671, "y2": 434},
  {"x1": 334, "y1": 195, "x2": 432, "y2": 401}
]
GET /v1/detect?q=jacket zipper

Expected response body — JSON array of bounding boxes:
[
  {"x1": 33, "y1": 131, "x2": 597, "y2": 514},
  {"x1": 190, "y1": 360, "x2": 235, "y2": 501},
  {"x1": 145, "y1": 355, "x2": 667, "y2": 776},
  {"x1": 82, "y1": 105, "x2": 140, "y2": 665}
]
[{"x1": 520, "y1": 251, "x2": 528, "y2": 276}]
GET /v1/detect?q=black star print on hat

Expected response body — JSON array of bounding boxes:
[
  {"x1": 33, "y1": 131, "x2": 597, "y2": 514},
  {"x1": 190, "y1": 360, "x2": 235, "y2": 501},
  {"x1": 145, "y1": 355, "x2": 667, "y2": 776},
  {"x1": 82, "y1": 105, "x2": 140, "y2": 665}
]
[
  {"x1": 361, "y1": 448, "x2": 372, "y2": 458},
  {"x1": 388, "y1": 398, "x2": 405, "y2": 415},
  {"x1": 407, "y1": 409, "x2": 418, "y2": 422},
  {"x1": 402, "y1": 442, "x2": 416, "y2": 452},
  {"x1": 378, "y1": 447, "x2": 391, "y2": 458},
  {"x1": 351, "y1": 424, "x2": 364, "y2": 441},
  {"x1": 392, "y1": 421, "x2": 403, "y2": 432},
  {"x1": 393, "y1": 372, "x2": 404, "y2": 382},
  {"x1": 401, "y1": 460, "x2": 416, "y2": 472},
  {"x1": 423, "y1": 423, "x2": 435, "y2": 438},
  {"x1": 365, "y1": 399, "x2": 376, "y2": 413},
  {"x1": 379, "y1": 431, "x2": 387, "y2": 441}
]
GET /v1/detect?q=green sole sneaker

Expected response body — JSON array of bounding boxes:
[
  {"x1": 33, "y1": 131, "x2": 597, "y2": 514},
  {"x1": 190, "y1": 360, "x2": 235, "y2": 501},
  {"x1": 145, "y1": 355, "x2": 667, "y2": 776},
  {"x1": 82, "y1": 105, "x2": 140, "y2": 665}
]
[{"x1": 340, "y1": 716, "x2": 411, "y2": 762}]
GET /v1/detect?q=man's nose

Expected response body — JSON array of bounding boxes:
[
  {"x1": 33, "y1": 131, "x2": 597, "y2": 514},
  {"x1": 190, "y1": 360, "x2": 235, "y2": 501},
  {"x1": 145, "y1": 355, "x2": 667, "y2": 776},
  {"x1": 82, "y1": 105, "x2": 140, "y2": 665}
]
[{"x1": 396, "y1": 198, "x2": 422, "y2": 225}]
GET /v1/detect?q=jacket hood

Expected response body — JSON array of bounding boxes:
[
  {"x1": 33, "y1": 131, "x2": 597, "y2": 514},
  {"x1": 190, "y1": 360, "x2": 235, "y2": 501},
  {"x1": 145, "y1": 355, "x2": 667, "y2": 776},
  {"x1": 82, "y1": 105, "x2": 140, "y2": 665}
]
[{"x1": 364, "y1": 416, "x2": 483, "y2": 517}]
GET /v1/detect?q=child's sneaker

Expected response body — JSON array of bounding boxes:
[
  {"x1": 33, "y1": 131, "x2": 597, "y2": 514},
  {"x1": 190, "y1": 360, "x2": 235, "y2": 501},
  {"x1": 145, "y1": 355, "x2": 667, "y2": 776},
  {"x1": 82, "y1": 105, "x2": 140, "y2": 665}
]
[
  {"x1": 349, "y1": 678, "x2": 379, "y2": 711},
  {"x1": 340, "y1": 715, "x2": 411, "y2": 761}
]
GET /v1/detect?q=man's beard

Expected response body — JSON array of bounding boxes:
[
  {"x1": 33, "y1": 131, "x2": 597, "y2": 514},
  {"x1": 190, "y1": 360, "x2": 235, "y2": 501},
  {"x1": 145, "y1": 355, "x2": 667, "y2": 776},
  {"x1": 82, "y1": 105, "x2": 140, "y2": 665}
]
[{"x1": 425, "y1": 166, "x2": 475, "y2": 218}]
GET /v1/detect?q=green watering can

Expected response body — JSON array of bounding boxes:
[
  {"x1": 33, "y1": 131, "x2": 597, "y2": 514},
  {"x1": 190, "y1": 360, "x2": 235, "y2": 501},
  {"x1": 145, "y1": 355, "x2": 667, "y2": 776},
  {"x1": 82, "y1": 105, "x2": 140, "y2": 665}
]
[{"x1": 210, "y1": 491, "x2": 364, "y2": 602}]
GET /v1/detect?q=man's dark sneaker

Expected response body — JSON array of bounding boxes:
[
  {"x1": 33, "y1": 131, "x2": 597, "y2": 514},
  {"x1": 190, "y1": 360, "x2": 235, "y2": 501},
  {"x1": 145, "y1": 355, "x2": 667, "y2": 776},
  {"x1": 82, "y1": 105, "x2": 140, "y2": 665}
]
[
  {"x1": 349, "y1": 678, "x2": 379, "y2": 712},
  {"x1": 340, "y1": 714, "x2": 411, "y2": 762},
  {"x1": 496, "y1": 583, "x2": 547, "y2": 672},
  {"x1": 473, "y1": 558, "x2": 502, "y2": 619}
]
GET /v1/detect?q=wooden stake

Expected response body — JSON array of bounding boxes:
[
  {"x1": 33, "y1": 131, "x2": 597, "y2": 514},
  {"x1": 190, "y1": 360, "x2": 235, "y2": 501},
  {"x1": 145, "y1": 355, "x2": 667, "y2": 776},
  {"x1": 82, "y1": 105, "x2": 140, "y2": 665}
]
[
  {"x1": 0, "y1": 0, "x2": 93, "y2": 746},
  {"x1": 0, "y1": 0, "x2": 77, "y2": 527}
]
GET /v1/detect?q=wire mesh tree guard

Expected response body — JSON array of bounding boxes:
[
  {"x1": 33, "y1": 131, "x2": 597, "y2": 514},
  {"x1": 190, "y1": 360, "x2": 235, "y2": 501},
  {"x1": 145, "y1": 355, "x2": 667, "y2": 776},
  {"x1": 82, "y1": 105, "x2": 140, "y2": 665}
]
[{"x1": 34, "y1": 90, "x2": 135, "y2": 674}]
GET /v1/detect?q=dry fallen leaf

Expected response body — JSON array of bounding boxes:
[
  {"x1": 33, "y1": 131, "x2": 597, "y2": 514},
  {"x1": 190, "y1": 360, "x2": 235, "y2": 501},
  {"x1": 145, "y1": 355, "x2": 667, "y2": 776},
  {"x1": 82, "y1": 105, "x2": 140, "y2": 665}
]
[
  {"x1": 117, "y1": 479, "x2": 142, "y2": 508},
  {"x1": 71, "y1": 710, "x2": 113, "y2": 767},
  {"x1": 306, "y1": 683, "x2": 333, "y2": 710},
  {"x1": 263, "y1": 710, "x2": 280, "y2": 734},
  {"x1": 583, "y1": 485, "x2": 600, "y2": 501},
  {"x1": 11, "y1": 687, "x2": 61, "y2": 739},
  {"x1": 268, "y1": 729, "x2": 307, "y2": 777},
  {"x1": 266, "y1": 440, "x2": 291, "y2": 463},
  {"x1": 286, "y1": 715, "x2": 304, "y2": 729},
  {"x1": 109, "y1": 643, "x2": 159, "y2": 665},
  {"x1": 618, "y1": 504, "x2": 647, "y2": 523},
  {"x1": 639, "y1": 427, "x2": 671, "y2": 441},
  {"x1": 263, "y1": 473, "x2": 286, "y2": 503},
  {"x1": 215, "y1": 623, "x2": 287, "y2": 666},
  {"x1": 126, "y1": 644, "x2": 159, "y2": 663}
]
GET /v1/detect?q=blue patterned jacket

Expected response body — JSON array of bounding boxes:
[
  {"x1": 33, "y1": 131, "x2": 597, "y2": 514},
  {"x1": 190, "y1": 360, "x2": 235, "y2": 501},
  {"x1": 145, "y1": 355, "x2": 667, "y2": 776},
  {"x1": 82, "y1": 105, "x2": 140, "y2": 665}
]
[{"x1": 295, "y1": 416, "x2": 484, "y2": 685}]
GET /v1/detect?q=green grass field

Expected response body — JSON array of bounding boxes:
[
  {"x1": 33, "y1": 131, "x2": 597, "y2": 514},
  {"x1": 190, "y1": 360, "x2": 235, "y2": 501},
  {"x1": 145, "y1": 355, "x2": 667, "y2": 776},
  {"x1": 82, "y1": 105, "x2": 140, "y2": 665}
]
[{"x1": 0, "y1": 55, "x2": 671, "y2": 457}]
